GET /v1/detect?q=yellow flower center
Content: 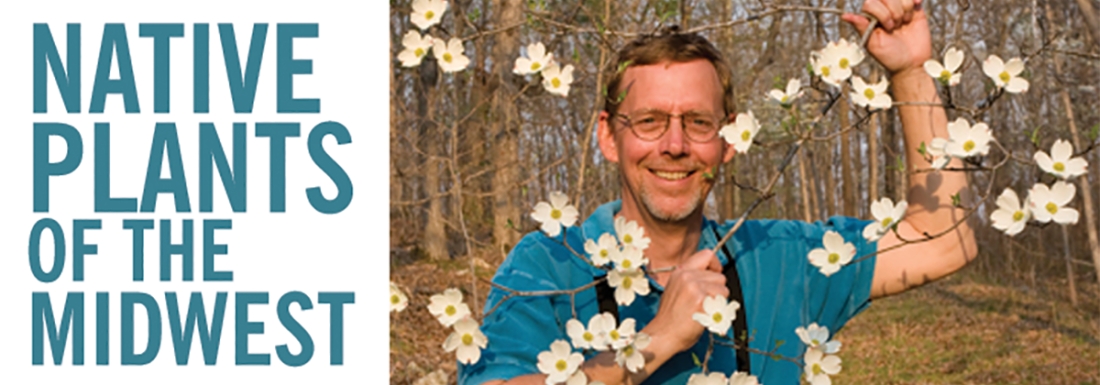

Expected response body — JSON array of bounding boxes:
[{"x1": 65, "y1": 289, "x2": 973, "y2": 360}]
[
  {"x1": 414, "y1": 47, "x2": 425, "y2": 57},
  {"x1": 551, "y1": 78, "x2": 561, "y2": 88},
  {"x1": 623, "y1": 234, "x2": 633, "y2": 244},
  {"x1": 600, "y1": 250, "x2": 608, "y2": 258},
  {"x1": 550, "y1": 208, "x2": 562, "y2": 220},
  {"x1": 963, "y1": 140, "x2": 975, "y2": 153},
  {"x1": 839, "y1": 58, "x2": 850, "y2": 69},
  {"x1": 999, "y1": 71, "x2": 1010, "y2": 83},
  {"x1": 821, "y1": 66, "x2": 831, "y2": 77},
  {"x1": 939, "y1": 70, "x2": 952, "y2": 82},
  {"x1": 622, "y1": 260, "x2": 632, "y2": 269},
  {"x1": 781, "y1": 95, "x2": 789, "y2": 103},
  {"x1": 583, "y1": 332, "x2": 594, "y2": 342},
  {"x1": 1053, "y1": 162, "x2": 1065, "y2": 172},
  {"x1": 609, "y1": 330, "x2": 620, "y2": 340},
  {"x1": 1046, "y1": 202, "x2": 1058, "y2": 214},
  {"x1": 556, "y1": 359, "x2": 567, "y2": 372},
  {"x1": 881, "y1": 217, "x2": 893, "y2": 228},
  {"x1": 531, "y1": 62, "x2": 541, "y2": 71},
  {"x1": 863, "y1": 88, "x2": 875, "y2": 99},
  {"x1": 623, "y1": 345, "x2": 635, "y2": 356},
  {"x1": 445, "y1": 305, "x2": 456, "y2": 316},
  {"x1": 712, "y1": 312, "x2": 723, "y2": 323},
  {"x1": 812, "y1": 363, "x2": 823, "y2": 375},
  {"x1": 828, "y1": 253, "x2": 840, "y2": 264},
  {"x1": 391, "y1": 294, "x2": 400, "y2": 304},
  {"x1": 622, "y1": 276, "x2": 633, "y2": 289},
  {"x1": 812, "y1": 339, "x2": 820, "y2": 346},
  {"x1": 462, "y1": 333, "x2": 473, "y2": 345},
  {"x1": 1013, "y1": 211, "x2": 1025, "y2": 221},
  {"x1": 425, "y1": 10, "x2": 435, "y2": 20},
  {"x1": 443, "y1": 52, "x2": 453, "y2": 63},
  {"x1": 741, "y1": 130, "x2": 751, "y2": 141}
]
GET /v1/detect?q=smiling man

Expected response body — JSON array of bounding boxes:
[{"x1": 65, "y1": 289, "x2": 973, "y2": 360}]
[{"x1": 460, "y1": 0, "x2": 977, "y2": 384}]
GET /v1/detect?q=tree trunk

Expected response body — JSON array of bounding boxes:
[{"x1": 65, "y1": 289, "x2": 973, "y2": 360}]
[
  {"x1": 490, "y1": 0, "x2": 523, "y2": 253},
  {"x1": 869, "y1": 110, "x2": 879, "y2": 204},
  {"x1": 1062, "y1": 225, "x2": 1079, "y2": 308},
  {"x1": 883, "y1": 108, "x2": 898, "y2": 200}
]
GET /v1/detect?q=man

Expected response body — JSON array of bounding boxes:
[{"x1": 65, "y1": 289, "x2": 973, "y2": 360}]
[{"x1": 460, "y1": 0, "x2": 977, "y2": 383}]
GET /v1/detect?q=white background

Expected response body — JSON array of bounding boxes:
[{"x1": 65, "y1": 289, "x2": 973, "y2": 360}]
[{"x1": 0, "y1": 0, "x2": 388, "y2": 383}]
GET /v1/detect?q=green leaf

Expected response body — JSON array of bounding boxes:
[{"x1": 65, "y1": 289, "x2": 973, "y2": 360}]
[
  {"x1": 691, "y1": 352, "x2": 702, "y2": 367},
  {"x1": 895, "y1": 155, "x2": 905, "y2": 173},
  {"x1": 573, "y1": 49, "x2": 580, "y2": 63},
  {"x1": 951, "y1": 193, "x2": 961, "y2": 207},
  {"x1": 616, "y1": 89, "x2": 628, "y2": 104},
  {"x1": 1030, "y1": 126, "x2": 1042, "y2": 147},
  {"x1": 617, "y1": 60, "x2": 633, "y2": 74},
  {"x1": 467, "y1": 8, "x2": 481, "y2": 23},
  {"x1": 917, "y1": 141, "x2": 927, "y2": 157},
  {"x1": 506, "y1": 218, "x2": 516, "y2": 230},
  {"x1": 702, "y1": 167, "x2": 715, "y2": 180},
  {"x1": 774, "y1": 339, "x2": 785, "y2": 348},
  {"x1": 1089, "y1": 123, "x2": 1100, "y2": 141}
]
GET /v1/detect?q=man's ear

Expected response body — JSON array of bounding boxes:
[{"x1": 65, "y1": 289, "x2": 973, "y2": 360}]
[{"x1": 597, "y1": 111, "x2": 620, "y2": 163}]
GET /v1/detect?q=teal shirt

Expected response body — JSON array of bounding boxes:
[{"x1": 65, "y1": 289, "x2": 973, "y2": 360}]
[{"x1": 459, "y1": 200, "x2": 877, "y2": 384}]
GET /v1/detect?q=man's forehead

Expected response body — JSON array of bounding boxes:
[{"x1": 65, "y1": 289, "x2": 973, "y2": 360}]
[{"x1": 618, "y1": 59, "x2": 724, "y2": 113}]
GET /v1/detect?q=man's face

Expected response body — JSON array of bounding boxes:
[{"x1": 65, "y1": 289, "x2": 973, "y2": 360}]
[{"x1": 598, "y1": 59, "x2": 736, "y2": 223}]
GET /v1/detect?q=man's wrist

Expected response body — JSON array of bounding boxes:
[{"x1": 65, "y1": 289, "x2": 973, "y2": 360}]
[{"x1": 889, "y1": 66, "x2": 938, "y2": 103}]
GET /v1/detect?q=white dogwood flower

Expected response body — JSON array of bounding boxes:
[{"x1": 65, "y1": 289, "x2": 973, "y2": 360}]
[
  {"x1": 514, "y1": 42, "x2": 555, "y2": 75},
  {"x1": 390, "y1": 282, "x2": 409, "y2": 312},
  {"x1": 608, "y1": 268, "x2": 650, "y2": 306},
  {"x1": 531, "y1": 191, "x2": 580, "y2": 238},
  {"x1": 803, "y1": 348, "x2": 842, "y2": 385},
  {"x1": 728, "y1": 372, "x2": 760, "y2": 385},
  {"x1": 397, "y1": 30, "x2": 434, "y2": 67},
  {"x1": 849, "y1": 76, "x2": 892, "y2": 110},
  {"x1": 812, "y1": 38, "x2": 864, "y2": 87},
  {"x1": 983, "y1": 55, "x2": 1029, "y2": 93},
  {"x1": 432, "y1": 37, "x2": 470, "y2": 73},
  {"x1": 990, "y1": 188, "x2": 1030, "y2": 236},
  {"x1": 943, "y1": 118, "x2": 993, "y2": 158},
  {"x1": 927, "y1": 137, "x2": 952, "y2": 169},
  {"x1": 1027, "y1": 181, "x2": 1080, "y2": 225},
  {"x1": 768, "y1": 78, "x2": 803, "y2": 105},
  {"x1": 428, "y1": 288, "x2": 471, "y2": 327},
  {"x1": 411, "y1": 0, "x2": 448, "y2": 31},
  {"x1": 691, "y1": 295, "x2": 741, "y2": 336},
  {"x1": 1034, "y1": 139, "x2": 1089, "y2": 180},
  {"x1": 566, "y1": 312, "x2": 615, "y2": 351},
  {"x1": 808, "y1": 230, "x2": 856, "y2": 276},
  {"x1": 607, "y1": 318, "x2": 637, "y2": 350},
  {"x1": 719, "y1": 111, "x2": 761, "y2": 154},
  {"x1": 615, "y1": 332, "x2": 651, "y2": 373},
  {"x1": 688, "y1": 372, "x2": 728, "y2": 385},
  {"x1": 566, "y1": 371, "x2": 597, "y2": 385},
  {"x1": 584, "y1": 233, "x2": 619, "y2": 266},
  {"x1": 611, "y1": 245, "x2": 648, "y2": 272},
  {"x1": 614, "y1": 216, "x2": 651, "y2": 251},
  {"x1": 542, "y1": 62, "x2": 575, "y2": 97},
  {"x1": 795, "y1": 323, "x2": 841, "y2": 354},
  {"x1": 443, "y1": 316, "x2": 488, "y2": 364},
  {"x1": 863, "y1": 197, "x2": 908, "y2": 242},
  {"x1": 924, "y1": 47, "x2": 964, "y2": 86},
  {"x1": 538, "y1": 340, "x2": 584, "y2": 385}
]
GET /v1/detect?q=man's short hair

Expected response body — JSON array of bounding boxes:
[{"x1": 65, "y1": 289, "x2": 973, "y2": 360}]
[{"x1": 602, "y1": 26, "x2": 736, "y2": 117}]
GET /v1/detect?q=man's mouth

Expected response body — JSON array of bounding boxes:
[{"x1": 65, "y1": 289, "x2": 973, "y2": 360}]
[{"x1": 651, "y1": 169, "x2": 693, "y2": 181}]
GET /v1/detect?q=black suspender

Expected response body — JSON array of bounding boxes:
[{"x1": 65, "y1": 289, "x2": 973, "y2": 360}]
[{"x1": 593, "y1": 227, "x2": 750, "y2": 374}]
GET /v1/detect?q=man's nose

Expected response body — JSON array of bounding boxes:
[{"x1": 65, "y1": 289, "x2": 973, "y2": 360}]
[{"x1": 660, "y1": 118, "x2": 688, "y2": 156}]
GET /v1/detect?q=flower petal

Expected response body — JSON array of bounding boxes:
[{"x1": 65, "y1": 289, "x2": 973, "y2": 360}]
[
  {"x1": 1051, "y1": 139, "x2": 1073, "y2": 162},
  {"x1": 1005, "y1": 77, "x2": 1029, "y2": 93},
  {"x1": 923, "y1": 60, "x2": 944, "y2": 78},
  {"x1": 945, "y1": 47, "x2": 964, "y2": 72}
]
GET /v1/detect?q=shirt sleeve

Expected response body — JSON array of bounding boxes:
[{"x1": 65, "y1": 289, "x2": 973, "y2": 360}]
[
  {"x1": 457, "y1": 234, "x2": 571, "y2": 385},
  {"x1": 803, "y1": 215, "x2": 878, "y2": 332}
]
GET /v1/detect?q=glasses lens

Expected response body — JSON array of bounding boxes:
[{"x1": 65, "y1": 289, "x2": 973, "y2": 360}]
[
  {"x1": 684, "y1": 114, "x2": 719, "y2": 141},
  {"x1": 629, "y1": 112, "x2": 668, "y2": 140}
]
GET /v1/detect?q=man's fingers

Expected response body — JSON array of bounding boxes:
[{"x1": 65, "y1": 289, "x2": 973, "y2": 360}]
[
  {"x1": 862, "y1": 0, "x2": 895, "y2": 31},
  {"x1": 841, "y1": 13, "x2": 871, "y2": 36},
  {"x1": 680, "y1": 249, "x2": 719, "y2": 271}
]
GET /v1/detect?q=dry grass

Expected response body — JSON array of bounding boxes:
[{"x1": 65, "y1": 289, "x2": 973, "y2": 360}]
[{"x1": 390, "y1": 250, "x2": 1100, "y2": 384}]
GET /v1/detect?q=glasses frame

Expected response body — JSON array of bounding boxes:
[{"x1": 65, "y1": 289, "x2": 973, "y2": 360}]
[{"x1": 613, "y1": 110, "x2": 728, "y2": 143}]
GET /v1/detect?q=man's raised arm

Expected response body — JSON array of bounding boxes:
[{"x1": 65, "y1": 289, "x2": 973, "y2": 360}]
[{"x1": 843, "y1": 0, "x2": 979, "y2": 299}]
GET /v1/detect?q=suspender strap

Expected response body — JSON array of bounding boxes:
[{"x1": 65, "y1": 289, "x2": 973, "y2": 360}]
[
  {"x1": 595, "y1": 276, "x2": 619, "y2": 321},
  {"x1": 716, "y1": 228, "x2": 751, "y2": 374}
]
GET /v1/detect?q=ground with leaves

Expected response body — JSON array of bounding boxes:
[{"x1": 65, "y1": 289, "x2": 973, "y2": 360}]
[{"x1": 390, "y1": 251, "x2": 1099, "y2": 385}]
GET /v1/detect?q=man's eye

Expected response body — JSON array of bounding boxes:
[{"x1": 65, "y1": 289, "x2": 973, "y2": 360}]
[{"x1": 637, "y1": 117, "x2": 658, "y2": 124}]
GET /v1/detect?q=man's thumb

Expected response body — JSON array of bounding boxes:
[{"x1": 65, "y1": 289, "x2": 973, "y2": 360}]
[{"x1": 682, "y1": 249, "x2": 721, "y2": 272}]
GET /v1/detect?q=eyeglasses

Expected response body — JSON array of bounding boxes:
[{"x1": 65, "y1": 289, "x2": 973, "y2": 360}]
[{"x1": 614, "y1": 110, "x2": 726, "y2": 143}]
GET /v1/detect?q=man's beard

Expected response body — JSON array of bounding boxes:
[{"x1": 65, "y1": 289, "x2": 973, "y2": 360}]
[{"x1": 637, "y1": 183, "x2": 705, "y2": 222}]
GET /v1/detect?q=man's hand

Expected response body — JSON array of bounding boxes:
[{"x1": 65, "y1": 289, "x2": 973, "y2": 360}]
[
  {"x1": 842, "y1": 0, "x2": 932, "y2": 75},
  {"x1": 642, "y1": 249, "x2": 728, "y2": 353}
]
